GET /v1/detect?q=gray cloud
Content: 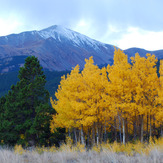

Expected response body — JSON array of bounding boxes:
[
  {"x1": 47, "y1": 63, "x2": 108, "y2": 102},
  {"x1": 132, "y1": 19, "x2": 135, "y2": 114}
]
[{"x1": 0, "y1": 0, "x2": 163, "y2": 44}]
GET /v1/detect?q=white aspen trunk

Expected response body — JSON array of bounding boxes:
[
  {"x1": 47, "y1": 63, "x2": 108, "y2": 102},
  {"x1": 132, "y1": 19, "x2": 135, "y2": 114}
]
[
  {"x1": 122, "y1": 118, "x2": 125, "y2": 145},
  {"x1": 133, "y1": 114, "x2": 137, "y2": 141},
  {"x1": 147, "y1": 114, "x2": 149, "y2": 141},
  {"x1": 78, "y1": 129, "x2": 81, "y2": 142},
  {"x1": 133, "y1": 121, "x2": 136, "y2": 141},
  {"x1": 96, "y1": 123, "x2": 99, "y2": 146},
  {"x1": 161, "y1": 126, "x2": 163, "y2": 137},
  {"x1": 68, "y1": 128, "x2": 71, "y2": 138},
  {"x1": 74, "y1": 128, "x2": 77, "y2": 144},
  {"x1": 126, "y1": 118, "x2": 128, "y2": 143},
  {"x1": 119, "y1": 116, "x2": 122, "y2": 143},
  {"x1": 76, "y1": 129, "x2": 79, "y2": 142},
  {"x1": 141, "y1": 116, "x2": 144, "y2": 143},
  {"x1": 92, "y1": 123, "x2": 95, "y2": 146},
  {"x1": 81, "y1": 125, "x2": 84, "y2": 145},
  {"x1": 104, "y1": 121, "x2": 107, "y2": 143},
  {"x1": 100, "y1": 125, "x2": 103, "y2": 144},
  {"x1": 153, "y1": 116, "x2": 156, "y2": 137},
  {"x1": 150, "y1": 115, "x2": 152, "y2": 138},
  {"x1": 87, "y1": 128, "x2": 89, "y2": 149},
  {"x1": 114, "y1": 118, "x2": 117, "y2": 142}
]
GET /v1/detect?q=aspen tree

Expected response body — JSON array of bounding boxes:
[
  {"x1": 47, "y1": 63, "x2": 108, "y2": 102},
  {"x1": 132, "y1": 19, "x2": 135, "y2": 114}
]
[
  {"x1": 156, "y1": 60, "x2": 163, "y2": 136},
  {"x1": 131, "y1": 53, "x2": 159, "y2": 141},
  {"x1": 107, "y1": 48, "x2": 132, "y2": 144},
  {"x1": 50, "y1": 65, "x2": 83, "y2": 130},
  {"x1": 50, "y1": 49, "x2": 161, "y2": 145},
  {"x1": 81, "y1": 57, "x2": 109, "y2": 145}
]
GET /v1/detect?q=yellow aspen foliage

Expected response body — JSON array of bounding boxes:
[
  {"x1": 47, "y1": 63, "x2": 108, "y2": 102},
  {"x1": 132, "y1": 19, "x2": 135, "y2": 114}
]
[
  {"x1": 107, "y1": 48, "x2": 132, "y2": 119},
  {"x1": 130, "y1": 53, "x2": 159, "y2": 115},
  {"x1": 130, "y1": 53, "x2": 161, "y2": 141},
  {"x1": 50, "y1": 48, "x2": 162, "y2": 145},
  {"x1": 156, "y1": 60, "x2": 163, "y2": 123},
  {"x1": 50, "y1": 64, "x2": 83, "y2": 131},
  {"x1": 80, "y1": 57, "x2": 109, "y2": 127},
  {"x1": 158, "y1": 60, "x2": 163, "y2": 104},
  {"x1": 106, "y1": 48, "x2": 134, "y2": 144}
]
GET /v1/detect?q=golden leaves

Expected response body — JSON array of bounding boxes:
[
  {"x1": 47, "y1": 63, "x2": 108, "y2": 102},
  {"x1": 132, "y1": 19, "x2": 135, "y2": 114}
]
[{"x1": 50, "y1": 48, "x2": 163, "y2": 135}]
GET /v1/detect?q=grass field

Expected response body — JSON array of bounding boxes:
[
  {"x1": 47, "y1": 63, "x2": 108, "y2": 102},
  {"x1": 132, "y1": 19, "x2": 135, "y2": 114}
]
[{"x1": 0, "y1": 137, "x2": 163, "y2": 163}]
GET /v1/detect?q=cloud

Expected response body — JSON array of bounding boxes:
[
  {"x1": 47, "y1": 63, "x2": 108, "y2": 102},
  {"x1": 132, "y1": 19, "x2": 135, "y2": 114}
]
[
  {"x1": 116, "y1": 27, "x2": 163, "y2": 50},
  {"x1": 0, "y1": 0, "x2": 163, "y2": 50},
  {"x1": 1, "y1": 0, "x2": 163, "y2": 30}
]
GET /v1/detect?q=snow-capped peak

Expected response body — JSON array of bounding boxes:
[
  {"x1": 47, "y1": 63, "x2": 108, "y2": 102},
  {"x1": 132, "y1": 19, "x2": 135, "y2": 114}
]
[{"x1": 38, "y1": 25, "x2": 104, "y2": 50}]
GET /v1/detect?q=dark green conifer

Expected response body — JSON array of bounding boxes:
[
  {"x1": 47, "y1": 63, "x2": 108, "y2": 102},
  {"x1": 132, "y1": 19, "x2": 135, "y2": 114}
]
[{"x1": 0, "y1": 56, "x2": 55, "y2": 146}]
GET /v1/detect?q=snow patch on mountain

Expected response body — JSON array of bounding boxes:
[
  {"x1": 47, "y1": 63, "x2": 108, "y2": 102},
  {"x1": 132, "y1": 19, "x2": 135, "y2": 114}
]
[{"x1": 38, "y1": 25, "x2": 105, "y2": 51}]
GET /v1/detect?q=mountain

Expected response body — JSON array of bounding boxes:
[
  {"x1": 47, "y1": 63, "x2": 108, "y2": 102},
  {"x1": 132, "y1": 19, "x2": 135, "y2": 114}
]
[
  {"x1": 0, "y1": 25, "x2": 162, "y2": 74},
  {"x1": 0, "y1": 25, "x2": 162, "y2": 97},
  {"x1": 0, "y1": 25, "x2": 115, "y2": 73},
  {"x1": 124, "y1": 47, "x2": 163, "y2": 60}
]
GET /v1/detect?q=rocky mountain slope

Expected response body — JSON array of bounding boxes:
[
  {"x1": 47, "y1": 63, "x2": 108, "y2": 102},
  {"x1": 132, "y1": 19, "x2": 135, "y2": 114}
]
[
  {"x1": 0, "y1": 25, "x2": 162, "y2": 73},
  {"x1": 0, "y1": 25, "x2": 115, "y2": 73}
]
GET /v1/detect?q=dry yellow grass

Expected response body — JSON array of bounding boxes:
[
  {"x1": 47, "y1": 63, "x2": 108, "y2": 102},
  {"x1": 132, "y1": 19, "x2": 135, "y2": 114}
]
[{"x1": 0, "y1": 137, "x2": 162, "y2": 163}]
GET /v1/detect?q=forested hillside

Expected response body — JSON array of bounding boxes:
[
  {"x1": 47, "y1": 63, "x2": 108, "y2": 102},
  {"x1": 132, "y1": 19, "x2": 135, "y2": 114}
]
[{"x1": 0, "y1": 70, "x2": 69, "y2": 98}]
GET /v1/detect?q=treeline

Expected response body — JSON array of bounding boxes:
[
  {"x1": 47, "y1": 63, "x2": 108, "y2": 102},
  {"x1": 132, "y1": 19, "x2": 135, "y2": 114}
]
[
  {"x1": 0, "y1": 56, "x2": 65, "y2": 146},
  {"x1": 50, "y1": 48, "x2": 163, "y2": 146}
]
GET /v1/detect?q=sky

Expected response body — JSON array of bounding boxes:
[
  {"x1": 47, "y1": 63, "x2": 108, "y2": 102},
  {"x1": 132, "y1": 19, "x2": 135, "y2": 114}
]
[{"x1": 0, "y1": 0, "x2": 163, "y2": 50}]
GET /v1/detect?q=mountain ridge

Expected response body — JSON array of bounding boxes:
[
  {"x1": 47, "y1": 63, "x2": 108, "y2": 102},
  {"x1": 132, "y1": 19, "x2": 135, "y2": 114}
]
[{"x1": 0, "y1": 25, "x2": 162, "y2": 73}]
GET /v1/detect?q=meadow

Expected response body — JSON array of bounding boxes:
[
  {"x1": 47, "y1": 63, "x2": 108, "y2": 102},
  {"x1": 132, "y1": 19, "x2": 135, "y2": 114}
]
[{"x1": 0, "y1": 137, "x2": 162, "y2": 163}]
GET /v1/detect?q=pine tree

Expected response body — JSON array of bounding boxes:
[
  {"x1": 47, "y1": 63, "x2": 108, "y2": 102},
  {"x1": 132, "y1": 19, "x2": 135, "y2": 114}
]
[{"x1": 0, "y1": 56, "x2": 53, "y2": 146}]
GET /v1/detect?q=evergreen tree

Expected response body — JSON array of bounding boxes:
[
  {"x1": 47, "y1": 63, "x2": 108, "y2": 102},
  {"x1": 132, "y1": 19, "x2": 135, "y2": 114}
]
[{"x1": 0, "y1": 56, "x2": 56, "y2": 146}]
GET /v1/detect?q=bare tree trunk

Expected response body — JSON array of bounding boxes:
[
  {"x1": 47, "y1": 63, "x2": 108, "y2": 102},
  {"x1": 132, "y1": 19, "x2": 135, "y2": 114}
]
[
  {"x1": 81, "y1": 125, "x2": 85, "y2": 145},
  {"x1": 92, "y1": 123, "x2": 95, "y2": 146},
  {"x1": 161, "y1": 126, "x2": 163, "y2": 137},
  {"x1": 68, "y1": 128, "x2": 71, "y2": 138},
  {"x1": 104, "y1": 121, "x2": 107, "y2": 143},
  {"x1": 99, "y1": 124, "x2": 102, "y2": 145},
  {"x1": 119, "y1": 116, "x2": 122, "y2": 143},
  {"x1": 133, "y1": 121, "x2": 137, "y2": 141},
  {"x1": 122, "y1": 118, "x2": 125, "y2": 145},
  {"x1": 78, "y1": 129, "x2": 80, "y2": 142},
  {"x1": 141, "y1": 115, "x2": 144, "y2": 143},
  {"x1": 74, "y1": 128, "x2": 77, "y2": 144},
  {"x1": 153, "y1": 116, "x2": 156, "y2": 137},
  {"x1": 126, "y1": 118, "x2": 128, "y2": 143},
  {"x1": 96, "y1": 123, "x2": 99, "y2": 146},
  {"x1": 87, "y1": 128, "x2": 91, "y2": 149},
  {"x1": 111, "y1": 123, "x2": 114, "y2": 142},
  {"x1": 114, "y1": 118, "x2": 117, "y2": 142},
  {"x1": 150, "y1": 115, "x2": 152, "y2": 138},
  {"x1": 138, "y1": 115, "x2": 142, "y2": 141},
  {"x1": 147, "y1": 114, "x2": 149, "y2": 141},
  {"x1": 100, "y1": 125, "x2": 103, "y2": 144}
]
